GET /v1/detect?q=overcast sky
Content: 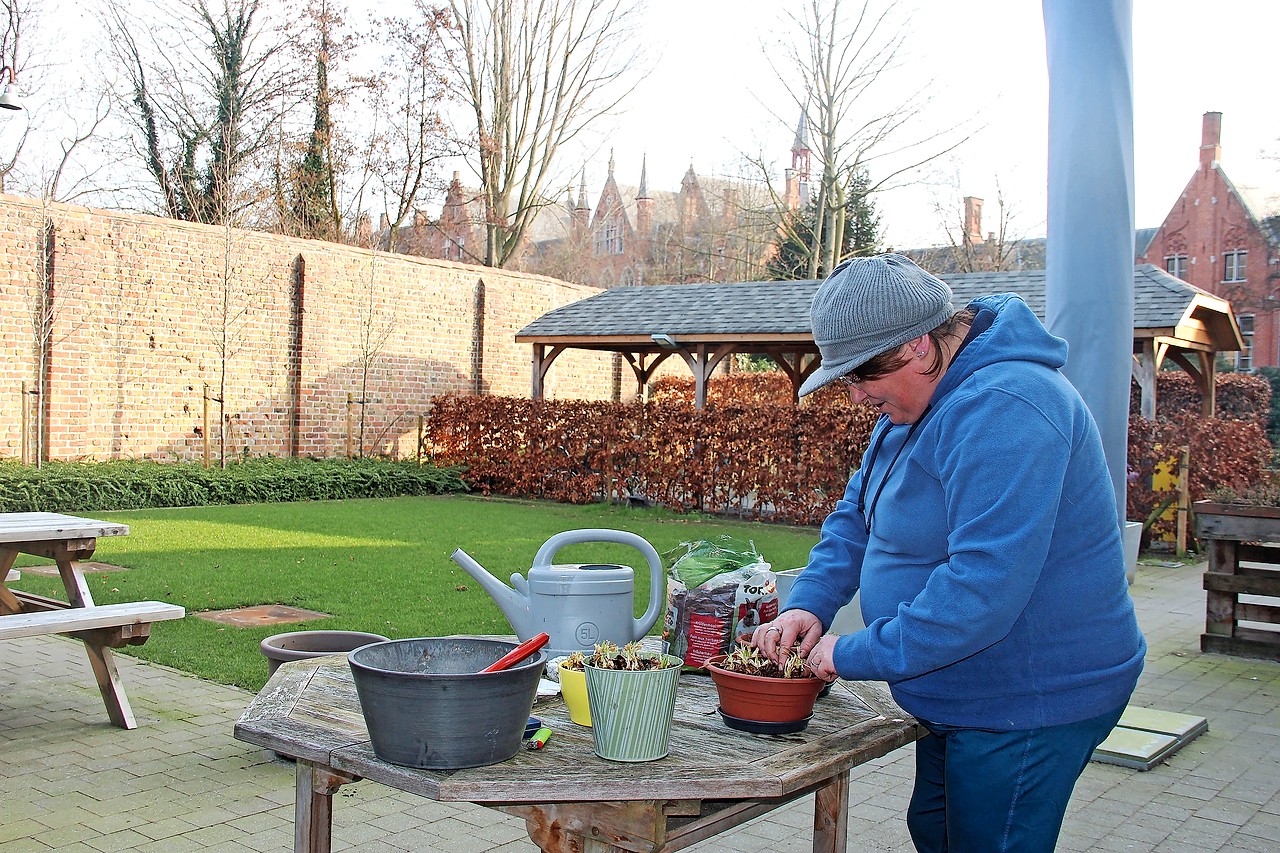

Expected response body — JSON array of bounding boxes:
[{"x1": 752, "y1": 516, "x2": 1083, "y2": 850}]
[{"x1": 573, "y1": 0, "x2": 1279, "y2": 249}]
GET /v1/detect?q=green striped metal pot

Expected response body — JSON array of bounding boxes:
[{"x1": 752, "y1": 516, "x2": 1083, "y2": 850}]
[{"x1": 583, "y1": 655, "x2": 682, "y2": 762}]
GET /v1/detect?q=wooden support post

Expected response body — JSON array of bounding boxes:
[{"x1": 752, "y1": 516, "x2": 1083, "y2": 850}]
[
  {"x1": 1176, "y1": 445, "x2": 1190, "y2": 555},
  {"x1": 416, "y1": 414, "x2": 424, "y2": 464},
  {"x1": 813, "y1": 770, "x2": 850, "y2": 852},
  {"x1": 202, "y1": 384, "x2": 210, "y2": 469},
  {"x1": 345, "y1": 393, "x2": 353, "y2": 459},
  {"x1": 294, "y1": 760, "x2": 356, "y2": 853},
  {"x1": 20, "y1": 380, "x2": 28, "y2": 465}
]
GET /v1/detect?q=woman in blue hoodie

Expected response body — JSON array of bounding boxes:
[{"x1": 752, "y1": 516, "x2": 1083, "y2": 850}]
[{"x1": 753, "y1": 254, "x2": 1145, "y2": 852}]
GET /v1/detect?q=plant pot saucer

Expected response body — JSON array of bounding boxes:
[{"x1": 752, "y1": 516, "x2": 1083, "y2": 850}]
[{"x1": 718, "y1": 707, "x2": 812, "y2": 735}]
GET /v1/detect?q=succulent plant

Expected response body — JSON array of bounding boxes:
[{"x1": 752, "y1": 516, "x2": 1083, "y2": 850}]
[
  {"x1": 570, "y1": 640, "x2": 675, "y2": 671},
  {"x1": 716, "y1": 642, "x2": 814, "y2": 679}
]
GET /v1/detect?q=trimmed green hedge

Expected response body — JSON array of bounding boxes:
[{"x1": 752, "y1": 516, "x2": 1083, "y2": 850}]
[{"x1": 0, "y1": 458, "x2": 469, "y2": 513}]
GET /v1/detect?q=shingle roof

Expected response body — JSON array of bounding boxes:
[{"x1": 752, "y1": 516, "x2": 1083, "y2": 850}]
[
  {"x1": 517, "y1": 279, "x2": 817, "y2": 338},
  {"x1": 1134, "y1": 227, "x2": 1159, "y2": 256},
  {"x1": 516, "y1": 264, "x2": 1218, "y2": 341}
]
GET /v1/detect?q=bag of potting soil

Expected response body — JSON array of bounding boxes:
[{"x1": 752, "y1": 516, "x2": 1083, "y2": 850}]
[{"x1": 661, "y1": 536, "x2": 778, "y2": 670}]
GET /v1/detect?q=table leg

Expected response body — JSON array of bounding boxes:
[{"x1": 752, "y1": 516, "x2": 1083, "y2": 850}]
[
  {"x1": 295, "y1": 760, "x2": 355, "y2": 853},
  {"x1": 48, "y1": 544, "x2": 143, "y2": 728},
  {"x1": 0, "y1": 548, "x2": 22, "y2": 614},
  {"x1": 52, "y1": 544, "x2": 95, "y2": 608},
  {"x1": 813, "y1": 769, "x2": 850, "y2": 853}
]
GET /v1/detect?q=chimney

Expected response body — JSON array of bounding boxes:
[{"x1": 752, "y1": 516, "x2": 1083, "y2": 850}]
[
  {"x1": 1200, "y1": 111, "x2": 1223, "y2": 171},
  {"x1": 963, "y1": 197, "x2": 984, "y2": 245},
  {"x1": 378, "y1": 213, "x2": 389, "y2": 231}
]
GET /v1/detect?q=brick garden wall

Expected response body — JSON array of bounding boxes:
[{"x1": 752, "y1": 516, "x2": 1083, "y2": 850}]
[{"x1": 0, "y1": 194, "x2": 615, "y2": 462}]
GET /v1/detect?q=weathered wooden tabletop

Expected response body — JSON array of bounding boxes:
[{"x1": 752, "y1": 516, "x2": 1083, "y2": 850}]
[
  {"x1": 235, "y1": 652, "x2": 923, "y2": 805},
  {"x1": 0, "y1": 512, "x2": 129, "y2": 544}
]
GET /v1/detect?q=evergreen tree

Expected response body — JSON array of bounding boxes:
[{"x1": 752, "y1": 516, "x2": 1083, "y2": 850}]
[
  {"x1": 767, "y1": 169, "x2": 879, "y2": 280},
  {"x1": 845, "y1": 168, "x2": 880, "y2": 258},
  {"x1": 292, "y1": 17, "x2": 339, "y2": 241}
]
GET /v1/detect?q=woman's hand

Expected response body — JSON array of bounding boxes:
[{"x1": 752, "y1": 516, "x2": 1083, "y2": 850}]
[
  {"x1": 751, "y1": 609, "x2": 824, "y2": 665},
  {"x1": 803, "y1": 634, "x2": 840, "y2": 683}
]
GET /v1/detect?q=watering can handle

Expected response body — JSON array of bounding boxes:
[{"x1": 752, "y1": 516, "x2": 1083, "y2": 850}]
[{"x1": 532, "y1": 529, "x2": 666, "y2": 642}]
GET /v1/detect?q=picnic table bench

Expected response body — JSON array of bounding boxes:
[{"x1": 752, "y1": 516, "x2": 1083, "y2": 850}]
[{"x1": 0, "y1": 512, "x2": 185, "y2": 728}]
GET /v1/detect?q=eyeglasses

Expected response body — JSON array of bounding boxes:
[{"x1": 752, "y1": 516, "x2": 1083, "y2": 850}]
[{"x1": 835, "y1": 344, "x2": 916, "y2": 390}]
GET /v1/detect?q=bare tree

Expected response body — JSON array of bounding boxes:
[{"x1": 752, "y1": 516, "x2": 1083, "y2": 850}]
[
  {"x1": 32, "y1": 91, "x2": 113, "y2": 202},
  {"x1": 104, "y1": 0, "x2": 302, "y2": 224},
  {"x1": 771, "y1": 0, "x2": 968, "y2": 277},
  {"x1": 445, "y1": 0, "x2": 644, "y2": 267},
  {"x1": 929, "y1": 180, "x2": 1025, "y2": 273},
  {"x1": 352, "y1": 252, "x2": 395, "y2": 455},
  {"x1": 0, "y1": 0, "x2": 34, "y2": 193},
  {"x1": 364, "y1": 3, "x2": 456, "y2": 253}
]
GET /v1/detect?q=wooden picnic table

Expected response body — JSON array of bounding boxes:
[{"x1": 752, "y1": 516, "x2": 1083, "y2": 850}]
[
  {"x1": 234, "y1": 647, "x2": 925, "y2": 853},
  {"x1": 0, "y1": 512, "x2": 184, "y2": 728}
]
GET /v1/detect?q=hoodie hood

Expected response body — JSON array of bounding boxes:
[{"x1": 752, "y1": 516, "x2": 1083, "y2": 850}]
[{"x1": 933, "y1": 293, "x2": 1069, "y2": 403}]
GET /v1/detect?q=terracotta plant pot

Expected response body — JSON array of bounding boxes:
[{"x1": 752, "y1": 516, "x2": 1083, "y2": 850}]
[{"x1": 705, "y1": 654, "x2": 825, "y2": 733}]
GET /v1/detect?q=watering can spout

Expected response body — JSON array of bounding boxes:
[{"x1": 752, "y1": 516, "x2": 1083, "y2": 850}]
[{"x1": 450, "y1": 548, "x2": 534, "y2": 639}]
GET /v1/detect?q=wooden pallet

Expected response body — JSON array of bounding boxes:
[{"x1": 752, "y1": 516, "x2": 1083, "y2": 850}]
[{"x1": 1195, "y1": 502, "x2": 1280, "y2": 661}]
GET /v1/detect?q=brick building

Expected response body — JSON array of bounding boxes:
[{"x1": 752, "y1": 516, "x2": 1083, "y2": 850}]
[
  {"x1": 1138, "y1": 112, "x2": 1280, "y2": 369},
  {"x1": 387, "y1": 126, "x2": 816, "y2": 288}
]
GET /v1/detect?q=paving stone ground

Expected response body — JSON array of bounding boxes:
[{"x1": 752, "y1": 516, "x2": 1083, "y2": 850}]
[{"x1": 1, "y1": 558, "x2": 1276, "y2": 852}]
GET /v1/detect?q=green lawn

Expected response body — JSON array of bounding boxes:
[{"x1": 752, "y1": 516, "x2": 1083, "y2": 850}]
[{"x1": 10, "y1": 495, "x2": 820, "y2": 691}]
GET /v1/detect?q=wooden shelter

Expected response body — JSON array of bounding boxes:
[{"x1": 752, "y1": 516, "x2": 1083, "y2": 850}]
[{"x1": 515, "y1": 264, "x2": 1242, "y2": 414}]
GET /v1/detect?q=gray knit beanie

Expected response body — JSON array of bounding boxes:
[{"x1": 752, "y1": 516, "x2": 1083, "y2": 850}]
[{"x1": 799, "y1": 254, "x2": 954, "y2": 397}]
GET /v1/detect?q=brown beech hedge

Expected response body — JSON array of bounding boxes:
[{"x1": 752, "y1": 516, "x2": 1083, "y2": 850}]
[{"x1": 425, "y1": 371, "x2": 1275, "y2": 530}]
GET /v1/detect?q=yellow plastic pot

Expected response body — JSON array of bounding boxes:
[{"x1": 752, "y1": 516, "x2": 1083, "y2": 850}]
[{"x1": 558, "y1": 662, "x2": 592, "y2": 727}]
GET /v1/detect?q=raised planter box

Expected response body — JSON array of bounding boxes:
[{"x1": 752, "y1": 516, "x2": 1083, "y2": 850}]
[{"x1": 1193, "y1": 500, "x2": 1280, "y2": 661}]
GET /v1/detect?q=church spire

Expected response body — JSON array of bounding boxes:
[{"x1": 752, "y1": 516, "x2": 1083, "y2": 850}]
[
  {"x1": 636, "y1": 154, "x2": 653, "y2": 236},
  {"x1": 573, "y1": 170, "x2": 589, "y2": 233},
  {"x1": 786, "y1": 108, "x2": 812, "y2": 210},
  {"x1": 792, "y1": 110, "x2": 810, "y2": 153}
]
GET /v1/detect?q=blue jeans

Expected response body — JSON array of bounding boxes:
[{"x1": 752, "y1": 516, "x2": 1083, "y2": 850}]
[{"x1": 906, "y1": 703, "x2": 1125, "y2": 852}]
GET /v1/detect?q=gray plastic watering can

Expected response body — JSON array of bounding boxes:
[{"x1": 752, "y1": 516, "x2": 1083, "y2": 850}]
[{"x1": 451, "y1": 529, "x2": 666, "y2": 657}]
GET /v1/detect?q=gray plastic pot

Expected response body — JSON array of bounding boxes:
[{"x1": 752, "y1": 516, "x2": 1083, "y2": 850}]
[
  {"x1": 348, "y1": 637, "x2": 546, "y2": 770},
  {"x1": 260, "y1": 630, "x2": 390, "y2": 677}
]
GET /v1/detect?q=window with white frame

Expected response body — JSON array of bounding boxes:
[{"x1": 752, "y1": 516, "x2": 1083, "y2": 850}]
[
  {"x1": 1165, "y1": 254, "x2": 1188, "y2": 279},
  {"x1": 1237, "y1": 314, "x2": 1254, "y2": 370},
  {"x1": 1224, "y1": 250, "x2": 1247, "y2": 282},
  {"x1": 597, "y1": 221, "x2": 622, "y2": 255}
]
